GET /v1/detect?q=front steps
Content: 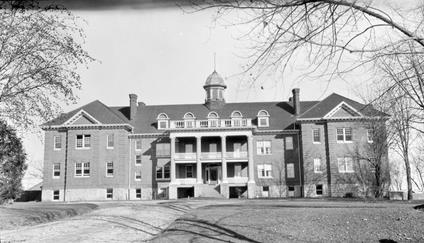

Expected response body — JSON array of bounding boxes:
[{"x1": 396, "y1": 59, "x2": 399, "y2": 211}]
[{"x1": 195, "y1": 184, "x2": 224, "y2": 198}]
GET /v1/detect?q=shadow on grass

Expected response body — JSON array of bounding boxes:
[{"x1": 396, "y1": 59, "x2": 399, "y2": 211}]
[{"x1": 155, "y1": 217, "x2": 260, "y2": 243}]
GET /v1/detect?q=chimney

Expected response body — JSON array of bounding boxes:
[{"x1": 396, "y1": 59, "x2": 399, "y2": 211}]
[
  {"x1": 129, "y1": 94, "x2": 138, "y2": 121},
  {"x1": 292, "y1": 88, "x2": 300, "y2": 115}
]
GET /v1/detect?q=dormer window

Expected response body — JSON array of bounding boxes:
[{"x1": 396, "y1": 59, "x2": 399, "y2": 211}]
[
  {"x1": 207, "y1": 112, "x2": 219, "y2": 127},
  {"x1": 183, "y1": 112, "x2": 195, "y2": 128},
  {"x1": 230, "y1": 111, "x2": 244, "y2": 127},
  {"x1": 157, "y1": 113, "x2": 169, "y2": 130},
  {"x1": 257, "y1": 110, "x2": 270, "y2": 127}
]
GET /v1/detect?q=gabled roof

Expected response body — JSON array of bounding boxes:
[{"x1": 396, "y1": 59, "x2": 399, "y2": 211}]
[
  {"x1": 298, "y1": 93, "x2": 387, "y2": 119},
  {"x1": 42, "y1": 100, "x2": 129, "y2": 127}
]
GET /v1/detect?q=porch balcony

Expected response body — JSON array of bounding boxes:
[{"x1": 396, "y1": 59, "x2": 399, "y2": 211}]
[
  {"x1": 226, "y1": 151, "x2": 248, "y2": 159},
  {"x1": 174, "y1": 152, "x2": 196, "y2": 160},
  {"x1": 226, "y1": 177, "x2": 249, "y2": 184},
  {"x1": 169, "y1": 118, "x2": 252, "y2": 129},
  {"x1": 201, "y1": 152, "x2": 222, "y2": 160}
]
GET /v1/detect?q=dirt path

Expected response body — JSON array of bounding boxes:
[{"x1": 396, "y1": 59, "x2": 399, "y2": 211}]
[{"x1": 0, "y1": 199, "x2": 233, "y2": 243}]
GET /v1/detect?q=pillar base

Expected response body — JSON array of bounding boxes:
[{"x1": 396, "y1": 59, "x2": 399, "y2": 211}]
[
  {"x1": 247, "y1": 181, "x2": 256, "y2": 199},
  {"x1": 169, "y1": 184, "x2": 178, "y2": 200},
  {"x1": 220, "y1": 183, "x2": 229, "y2": 198}
]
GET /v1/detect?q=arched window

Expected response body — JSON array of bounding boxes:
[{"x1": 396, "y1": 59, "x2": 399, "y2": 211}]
[
  {"x1": 207, "y1": 111, "x2": 219, "y2": 119},
  {"x1": 183, "y1": 112, "x2": 195, "y2": 128},
  {"x1": 183, "y1": 112, "x2": 195, "y2": 119},
  {"x1": 231, "y1": 111, "x2": 243, "y2": 118},
  {"x1": 157, "y1": 113, "x2": 169, "y2": 130},
  {"x1": 257, "y1": 110, "x2": 270, "y2": 127},
  {"x1": 157, "y1": 113, "x2": 169, "y2": 120},
  {"x1": 207, "y1": 111, "x2": 219, "y2": 127}
]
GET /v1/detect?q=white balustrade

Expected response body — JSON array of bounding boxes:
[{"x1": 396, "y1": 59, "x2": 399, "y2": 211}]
[{"x1": 169, "y1": 119, "x2": 252, "y2": 129}]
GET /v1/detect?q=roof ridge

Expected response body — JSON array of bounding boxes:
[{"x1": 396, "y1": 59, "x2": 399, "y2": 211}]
[{"x1": 96, "y1": 100, "x2": 129, "y2": 123}]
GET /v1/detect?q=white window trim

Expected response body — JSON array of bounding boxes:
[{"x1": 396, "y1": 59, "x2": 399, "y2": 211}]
[
  {"x1": 135, "y1": 188, "x2": 142, "y2": 199},
  {"x1": 135, "y1": 139, "x2": 142, "y2": 151},
  {"x1": 107, "y1": 134, "x2": 114, "y2": 149},
  {"x1": 257, "y1": 164, "x2": 273, "y2": 178},
  {"x1": 53, "y1": 190, "x2": 60, "y2": 201},
  {"x1": 52, "y1": 163, "x2": 60, "y2": 179},
  {"x1": 135, "y1": 154, "x2": 142, "y2": 166},
  {"x1": 314, "y1": 158, "x2": 323, "y2": 173},
  {"x1": 106, "y1": 188, "x2": 113, "y2": 199},
  {"x1": 106, "y1": 162, "x2": 114, "y2": 177},
  {"x1": 256, "y1": 141, "x2": 272, "y2": 155},
  {"x1": 75, "y1": 134, "x2": 91, "y2": 149},
  {"x1": 338, "y1": 157, "x2": 355, "y2": 173},
  {"x1": 312, "y1": 129, "x2": 321, "y2": 144},
  {"x1": 258, "y1": 117, "x2": 269, "y2": 127},
  {"x1": 367, "y1": 129, "x2": 374, "y2": 143},
  {"x1": 158, "y1": 120, "x2": 168, "y2": 130},
  {"x1": 336, "y1": 128, "x2": 353, "y2": 144},
  {"x1": 135, "y1": 171, "x2": 142, "y2": 181},
  {"x1": 287, "y1": 163, "x2": 295, "y2": 178},
  {"x1": 54, "y1": 136, "x2": 62, "y2": 150},
  {"x1": 75, "y1": 162, "x2": 90, "y2": 177},
  {"x1": 285, "y1": 137, "x2": 294, "y2": 150}
]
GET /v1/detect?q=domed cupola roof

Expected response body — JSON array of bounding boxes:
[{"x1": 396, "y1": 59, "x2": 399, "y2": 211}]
[{"x1": 204, "y1": 70, "x2": 227, "y2": 88}]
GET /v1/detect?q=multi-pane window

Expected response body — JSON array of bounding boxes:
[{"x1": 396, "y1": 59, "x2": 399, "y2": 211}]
[
  {"x1": 53, "y1": 163, "x2": 60, "y2": 178},
  {"x1": 337, "y1": 157, "x2": 354, "y2": 173},
  {"x1": 107, "y1": 134, "x2": 114, "y2": 149},
  {"x1": 257, "y1": 141, "x2": 271, "y2": 155},
  {"x1": 135, "y1": 154, "x2": 142, "y2": 165},
  {"x1": 156, "y1": 165, "x2": 170, "y2": 180},
  {"x1": 285, "y1": 137, "x2": 293, "y2": 150},
  {"x1": 314, "y1": 158, "x2": 322, "y2": 173},
  {"x1": 53, "y1": 190, "x2": 60, "y2": 201},
  {"x1": 257, "y1": 164, "x2": 272, "y2": 178},
  {"x1": 76, "y1": 134, "x2": 91, "y2": 149},
  {"x1": 287, "y1": 163, "x2": 295, "y2": 178},
  {"x1": 75, "y1": 162, "x2": 90, "y2": 177},
  {"x1": 54, "y1": 136, "x2": 62, "y2": 150},
  {"x1": 367, "y1": 129, "x2": 374, "y2": 143},
  {"x1": 136, "y1": 188, "x2": 142, "y2": 199},
  {"x1": 106, "y1": 162, "x2": 114, "y2": 177},
  {"x1": 135, "y1": 171, "x2": 142, "y2": 181},
  {"x1": 158, "y1": 120, "x2": 168, "y2": 129},
  {"x1": 316, "y1": 184, "x2": 323, "y2": 195},
  {"x1": 313, "y1": 129, "x2": 321, "y2": 143},
  {"x1": 156, "y1": 143, "x2": 170, "y2": 157},
  {"x1": 336, "y1": 128, "x2": 352, "y2": 142},
  {"x1": 106, "y1": 188, "x2": 113, "y2": 199},
  {"x1": 257, "y1": 110, "x2": 270, "y2": 128},
  {"x1": 185, "y1": 165, "x2": 193, "y2": 178},
  {"x1": 135, "y1": 139, "x2": 142, "y2": 151}
]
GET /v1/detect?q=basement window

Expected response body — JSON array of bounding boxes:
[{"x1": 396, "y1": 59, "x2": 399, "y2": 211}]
[
  {"x1": 53, "y1": 190, "x2": 59, "y2": 201},
  {"x1": 106, "y1": 188, "x2": 113, "y2": 199},
  {"x1": 316, "y1": 184, "x2": 323, "y2": 195},
  {"x1": 136, "y1": 188, "x2": 142, "y2": 199}
]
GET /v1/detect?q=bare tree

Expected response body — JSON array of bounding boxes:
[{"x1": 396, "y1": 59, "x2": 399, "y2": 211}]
[
  {"x1": 348, "y1": 118, "x2": 390, "y2": 198},
  {"x1": 194, "y1": 1, "x2": 424, "y2": 115},
  {"x1": 0, "y1": 1, "x2": 94, "y2": 130},
  {"x1": 389, "y1": 159, "x2": 404, "y2": 191},
  {"x1": 411, "y1": 143, "x2": 424, "y2": 192}
]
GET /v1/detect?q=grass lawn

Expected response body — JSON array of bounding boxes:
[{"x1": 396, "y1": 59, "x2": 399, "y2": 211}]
[
  {"x1": 0, "y1": 202, "x2": 98, "y2": 230},
  {"x1": 153, "y1": 199, "x2": 424, "y2": 243}
]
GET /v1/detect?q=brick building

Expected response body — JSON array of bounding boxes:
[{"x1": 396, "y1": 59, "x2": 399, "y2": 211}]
[{"x1": 41, "y1": 70, "x2": 388, "y2": 201}]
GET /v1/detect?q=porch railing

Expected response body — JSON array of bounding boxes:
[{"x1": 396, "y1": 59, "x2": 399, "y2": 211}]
[
  {"x1": 174, "y1": 152, "x2": 196, "y2": 160},
  {"x1": 226, "y1": 151, "x2": 248, "y2": 159},
  {"x1": 201, "y1": 152, "x2": 222, "y2": 160},
  {"x1": 169, "y1": 119, "x2": 252, "y2": 129}
]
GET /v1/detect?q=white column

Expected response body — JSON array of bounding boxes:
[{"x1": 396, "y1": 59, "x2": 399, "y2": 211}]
[
  {"x1": 248, "y1": 135, "x2": 254, "y2": 183},
  {"x1": 170, "y1": 136, "x2": 176, "y2": 183},
  {"x1": 196, "y1": 136, "x2": 202, "y2": 183},
  {"x1": 221, "y1": 135, "x2": 227, "y2": 183}
]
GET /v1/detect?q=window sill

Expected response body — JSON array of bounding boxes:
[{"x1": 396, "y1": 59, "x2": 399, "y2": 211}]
[
  {"x1": 258, "y1": 177, "x2": 273, "y2": 179},
  {"x1": 53, "y1": 148, "x2": 62, "y2": 151},
  {"x1": 156, "y1": 178, "x2": 171, "y2": 181},
  {"x1": 106, "y1": 175, "x2": 114, "y2": 178},
  {"x1": 106, "y1": 147, "x2": 114, "y2": 150},
  {"x1": 75, "y1": 147, "x2": 91, "y2": 150},
  {"x1": 135, "y1": 163, "x2": 142, "y2": 166},
  {"x1": 336, "y1": 141, "x2": 353, "y2": 144},
  {"x1": 257, "y1": 154, "x2": 272, "y2": 156},
  {"x1": 74, "y1": 175, "x2": 90, "y2": 178},
  {"x1": 314, "y1": 171, "x2": 323, "y2": 174},
  {"x1": 312, "y1": 142, "x2": 321, "y2": 144}
]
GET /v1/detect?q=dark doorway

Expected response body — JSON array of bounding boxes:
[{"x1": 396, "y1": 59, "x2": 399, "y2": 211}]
[
  {"x1": 229, "y1": 186, "x2": 247, "y2": 198},
  {"x1": 177, "y1": 187, "x2": 194, "y2": 198}
]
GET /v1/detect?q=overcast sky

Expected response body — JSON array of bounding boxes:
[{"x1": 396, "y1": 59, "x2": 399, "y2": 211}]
[{"x1": 23, "y1": 1, "x2": 413, "y2": 187}]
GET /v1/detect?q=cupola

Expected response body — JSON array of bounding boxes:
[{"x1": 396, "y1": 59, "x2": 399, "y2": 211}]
[{"x1": 204, "y1": 70, "x2": 226, "y2": 110}]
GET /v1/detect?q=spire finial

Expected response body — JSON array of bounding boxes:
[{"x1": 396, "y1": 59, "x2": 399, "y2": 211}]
[{"x1": 213, "y1": 52, "x2": 216, "y2": 71}]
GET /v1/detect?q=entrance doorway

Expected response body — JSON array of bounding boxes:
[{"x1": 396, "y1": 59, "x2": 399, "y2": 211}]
[{"x1": 205, "y1": 165, "x2": 219, "y2": 184}]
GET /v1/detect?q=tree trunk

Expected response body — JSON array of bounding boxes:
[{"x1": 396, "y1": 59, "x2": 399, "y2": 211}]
[{"x1": 404, "y1": 155, "x2": 413, "y2": 200}]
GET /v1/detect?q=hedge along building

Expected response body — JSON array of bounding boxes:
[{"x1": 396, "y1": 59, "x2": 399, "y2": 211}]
[{"x1": 40, "y1": 70, "x2": 389, "y2": 201}]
